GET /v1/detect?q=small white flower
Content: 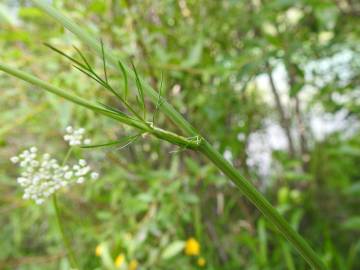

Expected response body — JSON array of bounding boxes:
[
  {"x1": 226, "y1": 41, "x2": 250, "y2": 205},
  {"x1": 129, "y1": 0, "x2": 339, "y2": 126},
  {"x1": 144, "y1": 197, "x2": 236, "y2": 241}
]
[
  {"x1": 83, "y1": 139, "x2": 91, "y2": 145},
  {"x1": 77, "y1": 177, "x2": 85, "y2": 184},
  {"x1": 79, "y1": 159, "x2": 87, "y2": 166},
  {"x1": 10, "y1": 156, "x2": 19, "y2": 163},
  {"x1": 35, "y1": 198, "x2": 44, "y2": 205},
  {"x1": 73, "y1": 165, "x2": 80, "y2": 170},
  {"x1": 66, "y1": 126, "x2": 73, "y2": 133},
  {"x1": 64, "y1": 171, "x2": 73, "y2": 179},
  {"x1": 31, "y1": 160, "x2": 39, "y2": 167},
  {"x1": 91, "y1": 172, "x2": 99, "y2": 180},
  {"x1": 77, "y1": 128, "x2": 85, "y2": 134}
]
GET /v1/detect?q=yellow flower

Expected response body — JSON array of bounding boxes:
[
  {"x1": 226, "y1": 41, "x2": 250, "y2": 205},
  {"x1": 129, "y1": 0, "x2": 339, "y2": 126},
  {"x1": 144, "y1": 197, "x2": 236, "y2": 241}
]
[
  {"x1": 128, "y1": 259, "x2": 138, "y2": 270},
  {"x1": 115, "y1": 253, "x2": 125, "y2": 268},
  {"x1": 185, "y1": 238, "x2": 200, "y2": 256},
  {"x1": 197, "y1": 257, "x2": 206, "y2": 267},
  {"x1": 95, "y1": 244, "x2": 103, "y2": 256}
]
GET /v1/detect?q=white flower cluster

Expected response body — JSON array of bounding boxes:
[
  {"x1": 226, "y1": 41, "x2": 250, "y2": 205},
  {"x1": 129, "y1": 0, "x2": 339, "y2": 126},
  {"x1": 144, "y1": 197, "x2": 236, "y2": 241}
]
[
  {"x1": 11, "y1": 147, "x2": 99, "y2": 205},
  {"x1": 63, "y1": 126, "x2": 91, "y2": 146}
]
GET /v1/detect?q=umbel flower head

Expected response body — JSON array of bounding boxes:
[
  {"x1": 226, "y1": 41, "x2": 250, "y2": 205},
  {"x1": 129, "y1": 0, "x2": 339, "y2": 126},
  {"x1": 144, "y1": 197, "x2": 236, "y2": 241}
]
[
  {"x1": 64, "y1": 126, "x2": 92, "y2": 146},
  {"x1": 10, "y1": 127, "x2": 99, "y2": 205}
]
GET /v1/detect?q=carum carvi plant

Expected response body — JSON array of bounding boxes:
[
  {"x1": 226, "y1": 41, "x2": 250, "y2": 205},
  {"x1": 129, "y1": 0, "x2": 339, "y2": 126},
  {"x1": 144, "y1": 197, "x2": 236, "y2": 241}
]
[{"x1": 0, "y1": 0, "x2": 326, "y2": 269}]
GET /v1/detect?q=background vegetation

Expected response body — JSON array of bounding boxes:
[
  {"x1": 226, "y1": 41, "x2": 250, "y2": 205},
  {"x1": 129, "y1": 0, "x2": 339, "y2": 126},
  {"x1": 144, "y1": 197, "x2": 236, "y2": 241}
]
[{"x1": 0, "y1": 0, "x2": 359, "y2": 269}]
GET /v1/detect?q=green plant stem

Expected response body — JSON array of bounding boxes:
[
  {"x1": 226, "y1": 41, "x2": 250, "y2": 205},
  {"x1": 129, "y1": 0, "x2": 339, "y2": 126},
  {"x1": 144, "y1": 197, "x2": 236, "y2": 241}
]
[
  {"x1": 52, "y1": 194, "x2": 79, "y2": 269},
  {"x1": 198, "y1": 141, "x2": 325, "y2": 269},
  {"x1": 62, "y1": 147, "x2": 73, "y2": 166},
  {"x1": 51, "y1": 147, "x2": 79, "y2": 269},
  {"x1": 6, "y1": 1, "x2": 326, "y2": 268}
]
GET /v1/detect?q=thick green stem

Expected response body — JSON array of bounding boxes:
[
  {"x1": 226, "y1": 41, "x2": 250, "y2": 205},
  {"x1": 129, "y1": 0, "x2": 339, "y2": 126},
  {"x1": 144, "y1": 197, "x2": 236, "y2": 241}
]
[
  {"x1": 199, "y1": 141, "x2": 326, "y2": 270},
  {"x1": 151, "y1": 126, "x2": 202, "y2": 149},
  {"x1": 52, "y1": 194, "x2": 79, "y2": 269}
]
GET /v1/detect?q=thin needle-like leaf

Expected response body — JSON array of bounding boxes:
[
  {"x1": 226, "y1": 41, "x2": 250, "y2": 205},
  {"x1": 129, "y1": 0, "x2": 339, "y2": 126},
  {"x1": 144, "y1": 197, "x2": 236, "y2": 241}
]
[
  {"x1": 81, "y1": 134, "x2": 141, "y2": 149},
  {"x1": 72, "y1": 45, "x2": 93, "y2": 71},
  {"x1": 47, "y1": 43, "x2": 107, "y2": 90},
  {"x1": 118, "y1": 60, "x2": 128, "y2": 101},
  {"x1": 97, "y1": 102, "x2": 130, "y2": 118},
  {"x1": 153, "y1": 71, "x2": 163, "y2": 124},
  {"x1": 116, "y1": 135, "x2": 140, "y2": 151},
  {"x1": 100, "y1": 39, "x2": 108, "y2": 83},
  {"x1": 131, "y1": 61, "x2": 145, "y2": 119},
  {"x1": 44, "y1": 43, "x2": 87, "y2": 70},
  {"x1": 72, "y1": 65, "x2": 105, "y2": 86}
]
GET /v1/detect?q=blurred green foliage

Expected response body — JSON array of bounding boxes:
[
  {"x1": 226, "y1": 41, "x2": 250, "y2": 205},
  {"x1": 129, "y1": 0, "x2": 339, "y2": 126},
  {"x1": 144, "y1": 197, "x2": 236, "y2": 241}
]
[{"x1": 0, "y1": 0, "x2": 359, "y2": 269}]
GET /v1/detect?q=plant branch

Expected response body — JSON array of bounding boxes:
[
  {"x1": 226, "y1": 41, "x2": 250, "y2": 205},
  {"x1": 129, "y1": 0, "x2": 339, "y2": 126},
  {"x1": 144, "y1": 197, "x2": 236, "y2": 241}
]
[{"x1": 265, "y1": 62, "x2": 296, "y2": 158}]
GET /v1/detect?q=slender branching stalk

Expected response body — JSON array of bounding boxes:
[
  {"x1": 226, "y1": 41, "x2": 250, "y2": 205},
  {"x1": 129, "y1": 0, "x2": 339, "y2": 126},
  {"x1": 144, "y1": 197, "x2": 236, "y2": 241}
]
[
  {"x1": 52, "y1": 194, "x2": 79, "y2": 269},
  {"x1": 0, "y1": 1, "x2": 327, "y2": 269},
  {"x1": 52, "y1": 147, "x2": 79, "y2": 269}
]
